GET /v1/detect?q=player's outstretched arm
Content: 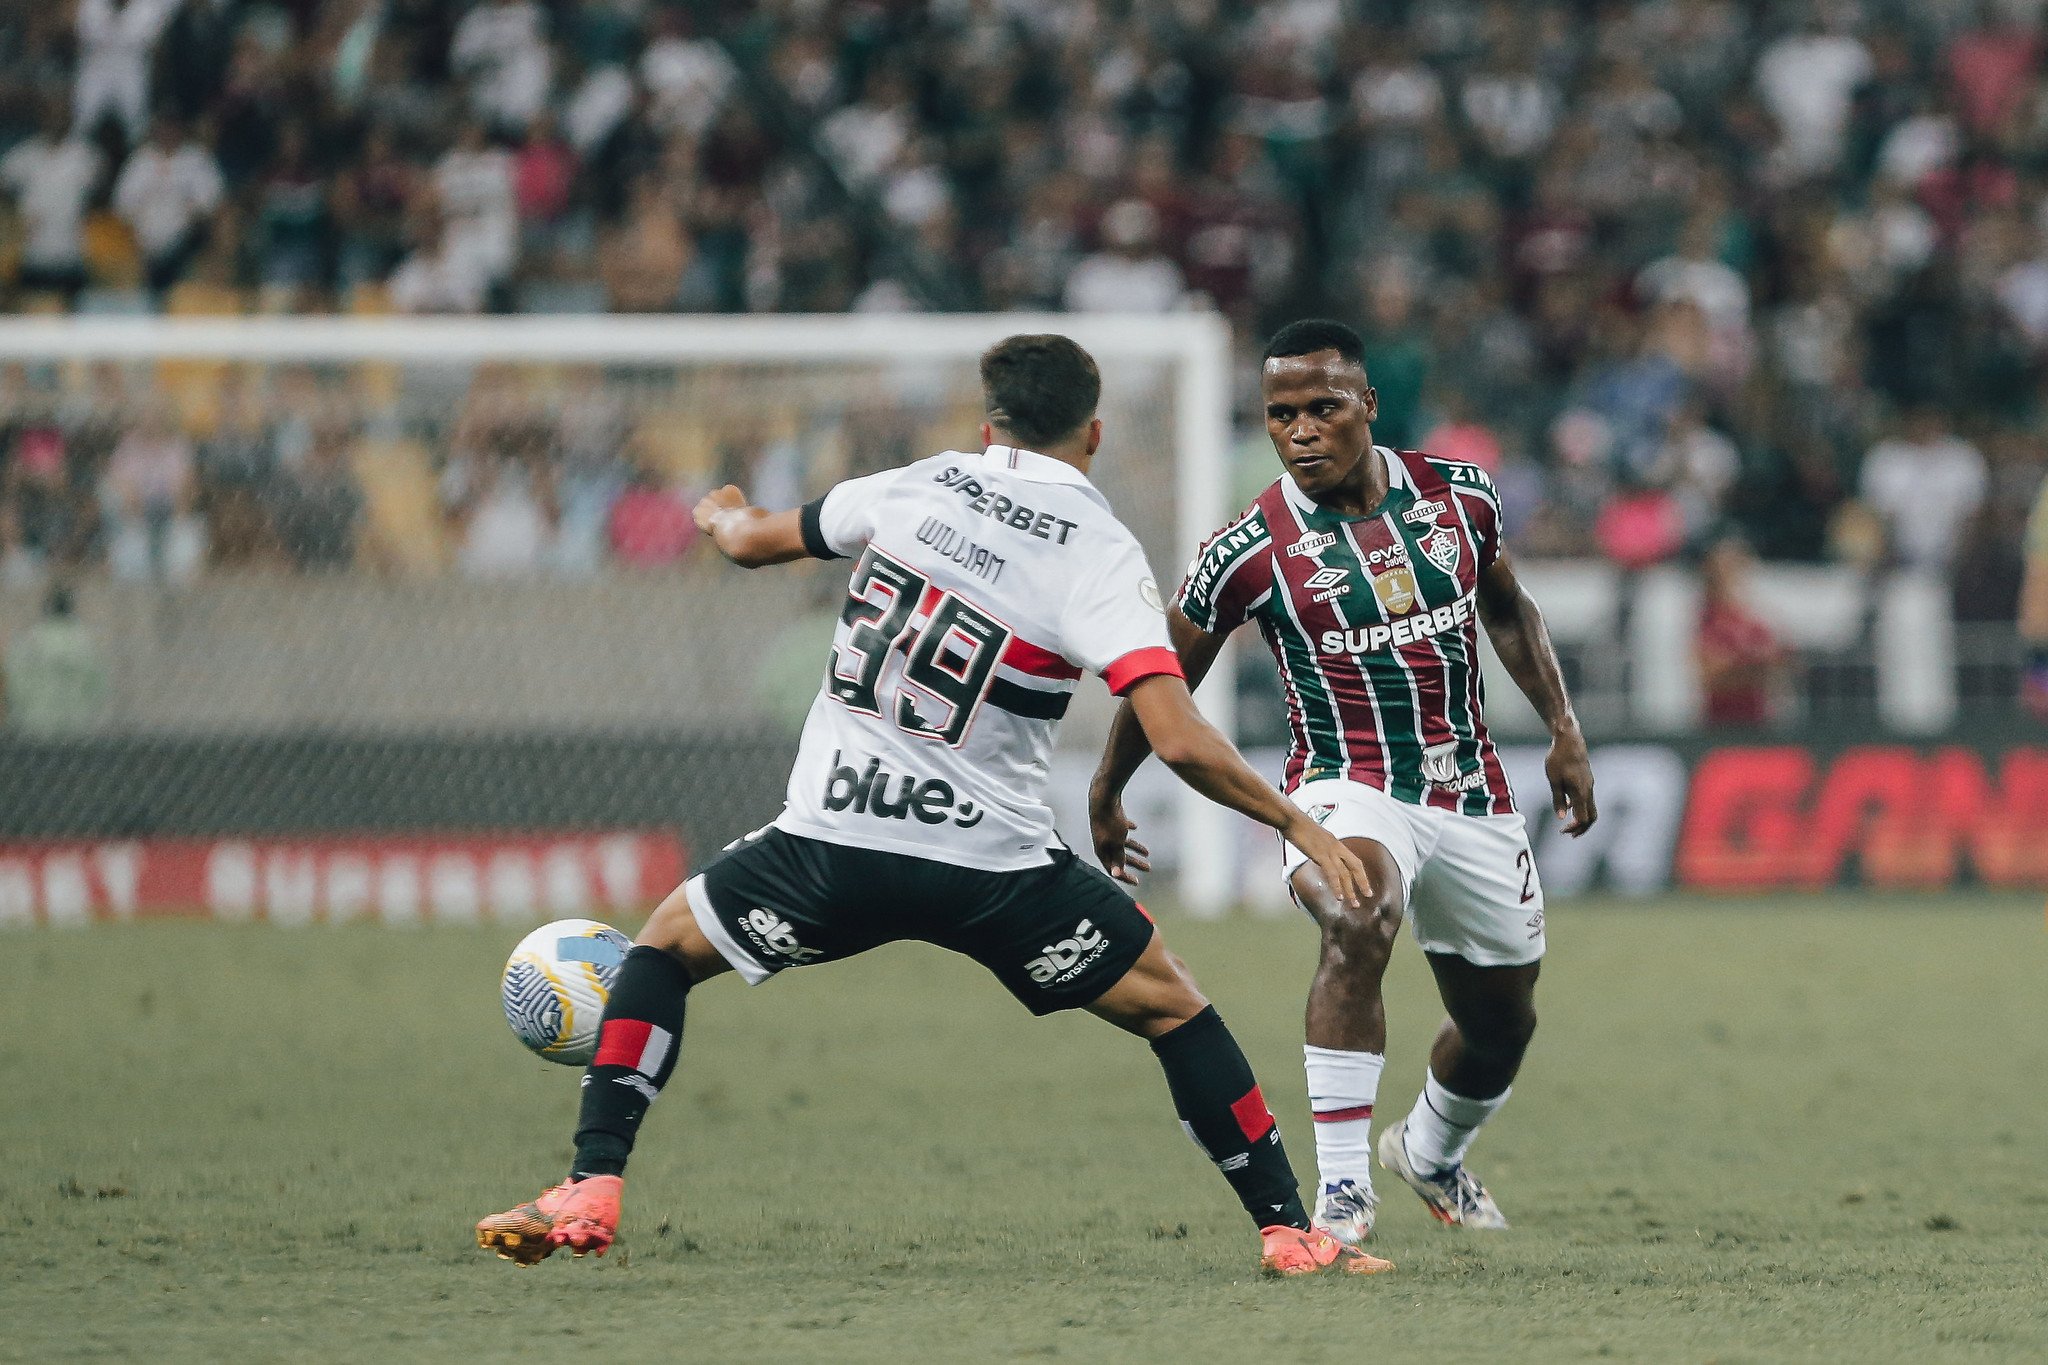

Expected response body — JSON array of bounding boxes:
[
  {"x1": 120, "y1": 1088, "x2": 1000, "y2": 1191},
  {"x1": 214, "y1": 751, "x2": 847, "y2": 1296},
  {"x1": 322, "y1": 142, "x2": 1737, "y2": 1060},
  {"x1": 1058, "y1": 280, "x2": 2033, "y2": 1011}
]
[
  {"x1": 693, "y1": 485, "x2": 813, "y2": 568},
  {"x1": 1090, "y1": 608, "x2": 1227, "y2": 883},
  {"x1": 1120, "y1": 672, "x2": 1368, "y2": 910},
  {"x1": 1476, "y1": 549, "x2": 1597, "y2": 836}
]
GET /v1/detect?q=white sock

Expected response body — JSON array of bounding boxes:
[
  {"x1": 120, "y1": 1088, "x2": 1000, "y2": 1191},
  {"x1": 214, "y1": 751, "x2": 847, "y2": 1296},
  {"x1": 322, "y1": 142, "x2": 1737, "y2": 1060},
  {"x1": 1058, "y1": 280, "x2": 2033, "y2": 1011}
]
[
  {"x1": 1402, "y1": 1069, "x2": 1509, "y2": 1175},
  {"x1": 1304, "y1": 1045, "x2": 1384, "y2": 1191}
]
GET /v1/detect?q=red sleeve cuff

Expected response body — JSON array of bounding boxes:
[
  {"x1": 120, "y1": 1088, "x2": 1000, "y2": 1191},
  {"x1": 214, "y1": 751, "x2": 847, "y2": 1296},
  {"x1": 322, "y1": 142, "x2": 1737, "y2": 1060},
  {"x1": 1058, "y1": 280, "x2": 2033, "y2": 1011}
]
[{"x1": 1104, "y1": 646, "x2": 1185, "y2": 696}]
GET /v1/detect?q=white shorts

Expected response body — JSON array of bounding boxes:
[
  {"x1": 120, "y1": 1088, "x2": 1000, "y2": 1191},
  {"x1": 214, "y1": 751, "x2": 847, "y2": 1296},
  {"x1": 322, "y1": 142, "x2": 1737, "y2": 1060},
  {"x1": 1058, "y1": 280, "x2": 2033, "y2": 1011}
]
[{"x1": 1281, "y1": 778, "x2": 1545, "y2": 968}]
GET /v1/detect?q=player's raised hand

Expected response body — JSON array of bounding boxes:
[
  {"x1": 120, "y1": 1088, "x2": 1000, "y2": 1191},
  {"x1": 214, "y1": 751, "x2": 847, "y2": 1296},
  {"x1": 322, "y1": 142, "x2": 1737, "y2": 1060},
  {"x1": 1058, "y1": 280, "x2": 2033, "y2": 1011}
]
[
  {"x1": 1088, "y1": 790, "x2": 1151, "y2": 886},
  {"x1": 1546, "y1": 725, "x2": 1597, "y2": 836},
  {"x1": 694, "y1": 484, "x2": 748, "y2": 533},
  {"x1": 1288, "y1": 819, "x2": 1370, "y2": 911}
]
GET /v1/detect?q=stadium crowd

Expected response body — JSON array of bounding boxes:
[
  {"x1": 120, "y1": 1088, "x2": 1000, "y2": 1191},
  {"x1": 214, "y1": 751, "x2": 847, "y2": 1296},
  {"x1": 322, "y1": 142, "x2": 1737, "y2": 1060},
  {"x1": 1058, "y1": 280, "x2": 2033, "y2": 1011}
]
[{"x1": 0, "y1": 0, "x2": 2042, "y2": 614}]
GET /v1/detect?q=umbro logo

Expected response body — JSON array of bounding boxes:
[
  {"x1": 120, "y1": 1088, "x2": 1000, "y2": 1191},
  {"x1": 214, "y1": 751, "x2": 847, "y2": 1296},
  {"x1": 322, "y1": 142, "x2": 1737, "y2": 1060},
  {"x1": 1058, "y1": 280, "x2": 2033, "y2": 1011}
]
[{"x1": 1305, "y1": 565, "x2": 1351, "y2": 603}]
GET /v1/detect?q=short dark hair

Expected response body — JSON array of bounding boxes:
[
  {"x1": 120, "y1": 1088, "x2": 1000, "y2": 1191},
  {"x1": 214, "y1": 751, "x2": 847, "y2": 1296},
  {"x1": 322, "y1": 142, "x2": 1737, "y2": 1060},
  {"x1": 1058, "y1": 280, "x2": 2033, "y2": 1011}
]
[
  {"x1": 980, "y1": 334, "x2": 1100, "y2": 448},
  {"x1": 1263, "y1": 318, "x2": 1366, "y2": 368}
]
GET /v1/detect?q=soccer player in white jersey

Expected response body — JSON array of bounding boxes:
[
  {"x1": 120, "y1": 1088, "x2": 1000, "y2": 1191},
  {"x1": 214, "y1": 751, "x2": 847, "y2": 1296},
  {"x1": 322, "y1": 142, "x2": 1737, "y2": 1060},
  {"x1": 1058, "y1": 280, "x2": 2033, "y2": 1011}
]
[
  {"x1": 1091, "y1": 320, "x2": 1597, "y2": 1243},
  {"x1": 477, "y1": 334, "x2": 1389, "y2": 1277}
]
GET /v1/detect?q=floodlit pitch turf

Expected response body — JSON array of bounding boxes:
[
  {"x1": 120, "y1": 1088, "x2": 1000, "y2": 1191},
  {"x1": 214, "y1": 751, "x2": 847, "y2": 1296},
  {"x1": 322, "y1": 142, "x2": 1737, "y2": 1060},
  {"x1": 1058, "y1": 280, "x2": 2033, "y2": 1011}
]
[{"x1": 5, "y1": 898, "x2": 2046, "y2": 1363}]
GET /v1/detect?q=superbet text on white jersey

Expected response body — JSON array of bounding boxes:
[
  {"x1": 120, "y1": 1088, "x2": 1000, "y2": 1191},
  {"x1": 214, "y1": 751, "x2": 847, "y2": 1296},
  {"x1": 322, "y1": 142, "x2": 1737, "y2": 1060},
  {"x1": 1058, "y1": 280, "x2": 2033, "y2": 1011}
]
[{"x1": 775, "y1": 445, "x2": 1183, "y2": 872}]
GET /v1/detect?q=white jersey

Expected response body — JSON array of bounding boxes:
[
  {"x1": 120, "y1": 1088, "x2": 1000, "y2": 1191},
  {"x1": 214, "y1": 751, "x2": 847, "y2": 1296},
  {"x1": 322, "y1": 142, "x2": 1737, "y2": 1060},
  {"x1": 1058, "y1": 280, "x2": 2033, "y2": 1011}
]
[{"x1": 775, "y1": 445, "x2": 1182, "y2": 871}]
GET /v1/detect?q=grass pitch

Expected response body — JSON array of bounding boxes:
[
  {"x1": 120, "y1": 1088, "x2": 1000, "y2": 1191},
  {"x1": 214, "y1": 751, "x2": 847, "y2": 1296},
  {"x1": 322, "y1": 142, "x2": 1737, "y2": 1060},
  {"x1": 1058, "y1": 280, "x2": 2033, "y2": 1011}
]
[{"x1": 5, "y1": 897, "x2": 2046, "y2": 1363}]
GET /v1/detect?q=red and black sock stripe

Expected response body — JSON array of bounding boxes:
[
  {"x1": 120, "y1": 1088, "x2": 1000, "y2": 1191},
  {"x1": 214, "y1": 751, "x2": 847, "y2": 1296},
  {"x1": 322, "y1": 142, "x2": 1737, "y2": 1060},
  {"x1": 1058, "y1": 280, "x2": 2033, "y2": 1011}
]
[
  {"x1": 571, "y1": 945, "x2": 693, "y2": 1180},
  {"x1": 1150, "y1": 1006, "x2": 1310, "y2": 1232}
]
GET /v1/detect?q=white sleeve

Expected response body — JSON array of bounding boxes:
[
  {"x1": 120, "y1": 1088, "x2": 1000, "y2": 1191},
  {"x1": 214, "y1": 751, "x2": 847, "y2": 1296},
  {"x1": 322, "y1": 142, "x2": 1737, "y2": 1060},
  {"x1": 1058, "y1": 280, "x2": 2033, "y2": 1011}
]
[
  {"x1": 1057, "y1": 531, "x2": 1183, "y2": 694},
  {"x1": 798, "y1": 467, "x2": 901, "y2": 559}
]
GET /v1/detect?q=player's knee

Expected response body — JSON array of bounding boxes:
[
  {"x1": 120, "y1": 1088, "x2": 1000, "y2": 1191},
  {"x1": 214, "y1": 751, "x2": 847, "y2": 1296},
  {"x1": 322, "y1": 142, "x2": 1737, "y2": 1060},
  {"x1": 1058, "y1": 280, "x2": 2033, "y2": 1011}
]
[
  {"x1": 1090, "y1": 940, "x2": 1208, "y2": 1037},
  {"x1": 1319, "y1": 898, "x2": 1400, "y2": 971},
  {"x1": 636, "y1": 883, "x2": 729, "y2": 983},
  {"x1": 1145, "y1": 949, "x2": 1209, "y2": 1025},
  {"x1": 638, "y1": 885, "x2": 697, "y2": 953},
  {"x1": 1515, "y1": 1006, "x2": 1537, "y2": 1051}
]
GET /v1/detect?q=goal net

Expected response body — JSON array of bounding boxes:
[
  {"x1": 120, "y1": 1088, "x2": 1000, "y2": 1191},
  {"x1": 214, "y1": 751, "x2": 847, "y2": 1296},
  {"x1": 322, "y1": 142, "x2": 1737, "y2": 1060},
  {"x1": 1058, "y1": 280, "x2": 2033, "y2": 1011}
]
[{"x1": 0, "y1": 314, "x2": 1247, "y2": 922}]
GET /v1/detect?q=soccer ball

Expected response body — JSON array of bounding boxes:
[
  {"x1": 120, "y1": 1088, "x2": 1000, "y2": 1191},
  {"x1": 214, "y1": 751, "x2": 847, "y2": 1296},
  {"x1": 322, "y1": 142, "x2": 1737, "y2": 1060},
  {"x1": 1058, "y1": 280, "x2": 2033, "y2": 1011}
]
[{"x1": 500, "y1": 919, "x2": 633, "y2": 1066}]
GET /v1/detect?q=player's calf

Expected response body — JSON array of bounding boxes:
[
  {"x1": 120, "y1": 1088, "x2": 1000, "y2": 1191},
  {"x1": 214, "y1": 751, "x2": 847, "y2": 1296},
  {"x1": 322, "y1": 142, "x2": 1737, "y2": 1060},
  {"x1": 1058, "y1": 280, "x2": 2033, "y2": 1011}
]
[
  {"x1": 479, "y1": 886, "x2": 721, "y2": 1265},
  {"x1": 569, "y1": 942, "x2": 696, "y2": 1179},
  {"x1": 1399, "y1": 958, "x2": 1538, "y2": 1179},
  {"x1": 1088, "y1": 938, "x2": 1326, "y2": 1247},
  {"x1": 1380, "y1": 960, "x2": 1537, "y2": 1230},
  {"x1": 1294, "y1": 842, "x2": 1406, "y2": 1236},
  {"x1": 1427, "y1": 999, "x2": 1536, "y2": 1101},
  {"x1": 1146, "y1": 1005, "x2": 1310, "y2": 1230}
]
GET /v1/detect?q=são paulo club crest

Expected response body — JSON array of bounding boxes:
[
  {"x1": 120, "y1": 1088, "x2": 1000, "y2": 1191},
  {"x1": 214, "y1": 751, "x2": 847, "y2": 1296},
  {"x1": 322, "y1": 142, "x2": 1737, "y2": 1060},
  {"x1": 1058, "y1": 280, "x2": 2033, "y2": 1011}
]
[{"x1": 1420, "y1": 526, "x2": 1461, "y2": 576}]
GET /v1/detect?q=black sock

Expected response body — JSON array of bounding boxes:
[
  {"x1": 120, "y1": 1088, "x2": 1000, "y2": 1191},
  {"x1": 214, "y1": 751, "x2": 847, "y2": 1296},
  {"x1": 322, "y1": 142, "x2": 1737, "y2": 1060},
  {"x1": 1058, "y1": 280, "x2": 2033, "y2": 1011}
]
[
  {"x1": 1150, "y1": 1006, "x2": 1310, "y2": 1231},
  {"x1": 571, "y1": 945, "x2": 693, "y2": 1180}
]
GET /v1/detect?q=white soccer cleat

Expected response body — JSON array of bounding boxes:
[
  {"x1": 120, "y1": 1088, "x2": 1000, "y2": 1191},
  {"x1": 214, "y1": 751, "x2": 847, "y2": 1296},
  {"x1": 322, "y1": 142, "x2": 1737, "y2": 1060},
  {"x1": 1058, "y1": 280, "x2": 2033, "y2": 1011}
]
[
  {"x1": 1312, "y1": 1178, "x2": 1380, "y2": 1247},
  {"x1": 1377, "y1": 1119, "x2": 1509, "y2": 1229}
]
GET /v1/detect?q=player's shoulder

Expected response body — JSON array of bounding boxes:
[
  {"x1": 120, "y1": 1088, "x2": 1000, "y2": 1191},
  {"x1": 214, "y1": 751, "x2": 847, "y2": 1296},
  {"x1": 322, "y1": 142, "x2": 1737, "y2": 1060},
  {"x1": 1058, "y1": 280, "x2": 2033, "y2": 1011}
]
[
  {"x1": 840, "y1": 451, "x2": 982, "y2": 507},
  {"x1": 902, "y1": 450, "x2": 977, "y2": 484},
  {"x1": 1404, "y1": 448, "x2": 1500, "y2": 505},
  {"x1": 1194, "y1": 486, "x2": 1283, "y2": 562}
]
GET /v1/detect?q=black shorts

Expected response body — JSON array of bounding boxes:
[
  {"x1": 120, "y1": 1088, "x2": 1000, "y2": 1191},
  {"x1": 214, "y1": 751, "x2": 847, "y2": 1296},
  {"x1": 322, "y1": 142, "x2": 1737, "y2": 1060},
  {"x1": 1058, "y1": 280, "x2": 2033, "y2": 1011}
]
[{"x1": 686, "y1": 827, "x2": 1155, "y2": 1015}]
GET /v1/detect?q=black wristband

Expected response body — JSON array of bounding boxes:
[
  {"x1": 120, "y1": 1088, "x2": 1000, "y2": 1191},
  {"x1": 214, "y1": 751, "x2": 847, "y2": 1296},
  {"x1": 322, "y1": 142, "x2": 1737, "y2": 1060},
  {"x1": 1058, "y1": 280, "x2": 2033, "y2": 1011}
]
[{"x1": 798, "y1": 495, "x2": 842, "y2": 560}]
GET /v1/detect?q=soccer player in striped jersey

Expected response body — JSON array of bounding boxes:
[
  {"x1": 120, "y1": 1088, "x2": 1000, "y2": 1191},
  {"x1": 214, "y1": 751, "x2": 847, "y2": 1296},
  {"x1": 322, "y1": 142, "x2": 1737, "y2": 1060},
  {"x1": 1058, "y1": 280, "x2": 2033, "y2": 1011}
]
[{"x1": 1090, "y1": 319, "x2": 1596, "y2": 1243}]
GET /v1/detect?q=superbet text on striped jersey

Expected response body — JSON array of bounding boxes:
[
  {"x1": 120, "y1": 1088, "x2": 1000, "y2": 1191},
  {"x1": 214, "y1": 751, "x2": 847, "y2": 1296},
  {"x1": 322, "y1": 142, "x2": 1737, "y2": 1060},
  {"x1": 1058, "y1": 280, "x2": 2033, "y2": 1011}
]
[
  {"x1": 778, "y1": 444, "x2": 1184, "y2": 871},
  {"x1": 1176, "y1": 446, "x2": 1513, "y2": 815}
]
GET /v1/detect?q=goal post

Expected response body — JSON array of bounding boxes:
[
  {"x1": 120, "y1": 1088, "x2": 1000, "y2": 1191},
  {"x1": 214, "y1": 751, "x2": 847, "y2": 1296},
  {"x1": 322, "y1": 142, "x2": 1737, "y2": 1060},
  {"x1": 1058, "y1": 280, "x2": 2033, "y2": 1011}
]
[{"x1": 0, "y1": 312, "x2": 1242, "y2": 915}]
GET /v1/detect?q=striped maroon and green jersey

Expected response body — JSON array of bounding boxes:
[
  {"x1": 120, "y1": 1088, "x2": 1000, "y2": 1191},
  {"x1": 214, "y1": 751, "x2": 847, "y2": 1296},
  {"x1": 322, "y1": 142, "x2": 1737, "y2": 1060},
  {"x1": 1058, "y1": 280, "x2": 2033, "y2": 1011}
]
[{"x1": 1175, "y1": 446, "x2": 1515, "y2": 816}]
